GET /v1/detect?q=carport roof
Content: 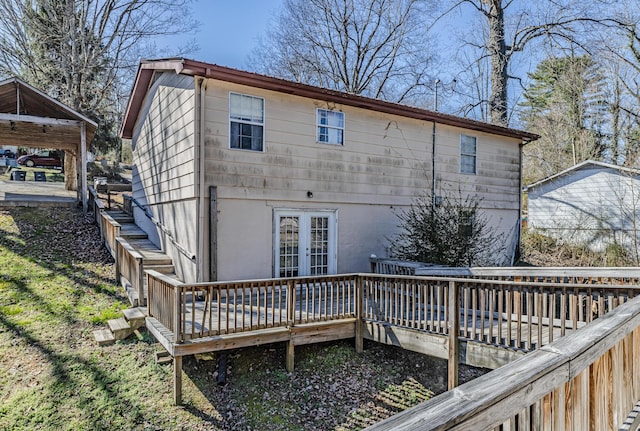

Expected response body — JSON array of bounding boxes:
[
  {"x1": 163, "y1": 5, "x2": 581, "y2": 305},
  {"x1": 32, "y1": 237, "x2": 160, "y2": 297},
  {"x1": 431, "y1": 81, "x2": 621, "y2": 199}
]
[{"x1": 0, "y1": 77, "x2": 97, "y2": 149}]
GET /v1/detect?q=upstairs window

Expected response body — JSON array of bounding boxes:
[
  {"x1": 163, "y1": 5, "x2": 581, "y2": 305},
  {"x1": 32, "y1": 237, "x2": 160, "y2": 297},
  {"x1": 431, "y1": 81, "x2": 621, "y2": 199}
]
[
  {"x1": 460, "y1": 134, "x2": 477, "y2": 174},
  {"x1": 229, "y1": 92, "x2": 264, "y2": 151},
  {"x1": 317, "y1": 109, "x2": 344, "y2": 145}
]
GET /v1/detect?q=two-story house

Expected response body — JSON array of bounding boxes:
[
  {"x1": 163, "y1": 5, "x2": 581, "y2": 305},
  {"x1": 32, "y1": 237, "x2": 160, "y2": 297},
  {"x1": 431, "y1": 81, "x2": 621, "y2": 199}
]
[{"x1": 120, "y1": 58, "x2": 538, "y2": 283}]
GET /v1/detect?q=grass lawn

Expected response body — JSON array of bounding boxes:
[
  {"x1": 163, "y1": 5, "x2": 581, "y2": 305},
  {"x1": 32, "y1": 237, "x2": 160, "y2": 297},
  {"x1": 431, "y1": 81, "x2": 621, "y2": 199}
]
[
  {"x1": 0, "y1": 207, "x2": 482, "y2": 430},
  {"x1": 0, "y1": 207, "x2": 214, "y2": 430}
]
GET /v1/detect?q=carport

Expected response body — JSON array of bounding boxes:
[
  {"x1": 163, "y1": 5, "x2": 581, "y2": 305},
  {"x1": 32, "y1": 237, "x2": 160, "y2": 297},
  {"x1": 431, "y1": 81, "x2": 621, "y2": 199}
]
[{"x1": 0, "y1": 77, "x2": 97, "y2": 212}]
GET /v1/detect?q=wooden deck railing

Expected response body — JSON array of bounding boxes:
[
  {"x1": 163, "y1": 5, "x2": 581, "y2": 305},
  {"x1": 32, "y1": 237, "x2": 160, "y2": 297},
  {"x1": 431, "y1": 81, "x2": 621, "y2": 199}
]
[
  {"x1": 365, "y1": 292, "x2": 640, "y2": 431},
  {"x1": 363, "y1": 275, "x2": 639, "y2": 351},
  {"x1": 146, "y1": 272, "x2": 639, "y2": 351},
  {"x1": 146, "y1": 273, "x2": 359, "y2": 343},
  {"x1": 100, "y1": 211, "x2": 120, "y2": 259},
  {"x1": 115, "y1": 237, "x2": 145, "y2": 306},
  {"x1": 369, "y1": 257, "x2": 427, "y2": 275},
  {"x1": 146, "y1": 270, "x2": 640, "y2": 411}
]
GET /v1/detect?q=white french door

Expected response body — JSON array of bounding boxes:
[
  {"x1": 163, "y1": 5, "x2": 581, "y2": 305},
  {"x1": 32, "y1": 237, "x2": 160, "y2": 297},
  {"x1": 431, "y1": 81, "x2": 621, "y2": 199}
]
[{"x1": 274, "y1": 210, "x2": 337, "y2": 277}]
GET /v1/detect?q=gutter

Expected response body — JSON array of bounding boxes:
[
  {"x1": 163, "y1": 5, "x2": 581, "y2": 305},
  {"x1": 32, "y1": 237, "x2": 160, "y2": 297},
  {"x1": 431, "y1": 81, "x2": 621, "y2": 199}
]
[{"x1": 432, "y1": 120, "x2": 437, "y2": 205}]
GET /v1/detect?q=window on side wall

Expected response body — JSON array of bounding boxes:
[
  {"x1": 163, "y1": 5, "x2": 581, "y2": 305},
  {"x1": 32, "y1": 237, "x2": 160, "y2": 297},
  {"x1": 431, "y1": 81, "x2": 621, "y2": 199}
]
[
  {"x1": 459, "y1": 210, "x2": 474, "y2": 238},
  {"x1": 316, "y1": 109, "x2": 344, "y2": 145},
  {"x1": 229, "y1": 92, "x2": 264, "y2": 151},
  {"x1": 460, "y1": 134, "x2": 477, "y2": 174}
]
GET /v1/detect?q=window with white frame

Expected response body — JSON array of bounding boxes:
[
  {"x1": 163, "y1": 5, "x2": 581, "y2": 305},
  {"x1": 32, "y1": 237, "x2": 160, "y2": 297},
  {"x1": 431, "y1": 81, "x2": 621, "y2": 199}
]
[
  {"x1": 316, "y1": 109, "x2": 344, "y2": 145},
  {"x1": 229, "y1": 92, "x2": 264, "y2": 151},
  {"x1": 460, "y1": 134, "x2": 477, "y2": 174}
]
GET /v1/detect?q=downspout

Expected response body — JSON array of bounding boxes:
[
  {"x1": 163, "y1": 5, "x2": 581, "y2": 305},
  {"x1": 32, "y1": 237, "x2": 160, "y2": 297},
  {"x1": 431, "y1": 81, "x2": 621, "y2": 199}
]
[
  {"x1": 432, "y1": 79, "x2": 439, "y2": 205},
  {"x1": 515, "y1": 140, "x2": 525, "y2": 265},
  {"x1": 432, "y1": 120, "x2": 437, "y2": 204},
  {"x1": 196, "y1": 77, "x2": 207, "y2": 282}
]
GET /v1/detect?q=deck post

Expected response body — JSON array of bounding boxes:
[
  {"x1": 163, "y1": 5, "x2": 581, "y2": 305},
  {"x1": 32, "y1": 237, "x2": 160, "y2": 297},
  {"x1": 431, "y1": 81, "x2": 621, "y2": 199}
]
[
  {"x1": 355, "y1": 276, "x2": 364, "y2": 353},
  {"x1": 174, "y1": 355, "x2": 182, "y2": 405},
  {"x1": 114, "y1": 237, "x2": 121, "y2": 287},
  {"x1": 136, "y1": 256, "x2": 145, "y2": 307},
  {"x1": 286, "y1": 340, "x2": 295, "y2": 373},
  {"x1": 173, "y1": 284, "x2": 181, "y2": 343},
  {"x1": 286, "y1": 279, "x2": 295, "y2": 372},
  {"x1": 448, "y1": 280, "x2": 460, "y2": 390}
]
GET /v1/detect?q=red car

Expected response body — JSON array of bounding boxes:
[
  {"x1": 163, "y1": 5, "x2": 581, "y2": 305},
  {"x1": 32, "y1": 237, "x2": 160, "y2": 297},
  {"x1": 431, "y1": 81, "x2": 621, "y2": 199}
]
[{"x1": 17, "y1": 150, "x2": 63, "y2": 168}]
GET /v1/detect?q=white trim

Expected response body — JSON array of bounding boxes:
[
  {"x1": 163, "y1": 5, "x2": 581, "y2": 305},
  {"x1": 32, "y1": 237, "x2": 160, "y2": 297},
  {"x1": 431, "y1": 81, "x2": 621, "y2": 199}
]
[
  {"x1": 460, "y1": 134, "x2": 477, "y2": 175},
  {"x1": 273, "y1": 208, "x2": 338, "y2": 277},
  {"x1": 228, "y1": 91, "x2": 265, "y2": 152},
  {"x1": 0, "y1": 113, "x2": 82, "y2": 127},
  {"x1": 316, "y1": 108, "x2": 345, "y2": 145}
]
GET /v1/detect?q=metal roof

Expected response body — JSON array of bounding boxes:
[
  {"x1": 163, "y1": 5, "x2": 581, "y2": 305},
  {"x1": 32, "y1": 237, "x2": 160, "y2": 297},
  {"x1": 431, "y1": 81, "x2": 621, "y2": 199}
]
[
  {"x1": 121, "y1": 58, "x2": 541, "y2": 143},
  {"x1": 525, "y1": 160, "x2": 640, "y2": 191},
  {"x1": 0, "y1": 77, "x2": 97, "y2": 149}
]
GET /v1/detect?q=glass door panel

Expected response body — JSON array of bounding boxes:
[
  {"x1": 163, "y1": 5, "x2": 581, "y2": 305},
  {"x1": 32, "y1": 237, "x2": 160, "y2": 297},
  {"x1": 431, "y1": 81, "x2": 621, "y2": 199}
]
[{"x1": 275, "y1": 210, "x2": 336, "y2": 277}]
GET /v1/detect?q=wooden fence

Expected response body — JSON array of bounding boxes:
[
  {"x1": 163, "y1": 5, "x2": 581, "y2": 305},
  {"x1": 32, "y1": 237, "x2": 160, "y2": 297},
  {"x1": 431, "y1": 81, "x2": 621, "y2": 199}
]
[
  {"x1": 365, "y1": 292, "x2": 640, "y2": 431},
  {"x1": 100, "y1": 211, "x2": 120, "y2": 260}
]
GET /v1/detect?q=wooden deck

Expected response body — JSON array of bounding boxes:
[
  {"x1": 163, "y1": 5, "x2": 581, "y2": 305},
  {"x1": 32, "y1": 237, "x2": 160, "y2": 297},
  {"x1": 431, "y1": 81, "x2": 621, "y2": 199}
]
[
  {"x1": 89, "y1": 202, "x2": 640, "y2": 425},
  {"x1": 140, "y1": 270, "x2": 640, "y2": 405},
  {"x1": 147, "y1": 290, "x2": 575, "y2": 368}
]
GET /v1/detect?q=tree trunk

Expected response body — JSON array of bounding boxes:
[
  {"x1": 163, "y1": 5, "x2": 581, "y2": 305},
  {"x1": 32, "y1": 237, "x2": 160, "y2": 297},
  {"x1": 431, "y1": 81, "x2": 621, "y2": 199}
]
[
  {"x1": 64, "y1": 150, "x2": 76, "y2": 191},
  {"x1": 484, "y1": 0, "x2": 508, "y2": 126}
]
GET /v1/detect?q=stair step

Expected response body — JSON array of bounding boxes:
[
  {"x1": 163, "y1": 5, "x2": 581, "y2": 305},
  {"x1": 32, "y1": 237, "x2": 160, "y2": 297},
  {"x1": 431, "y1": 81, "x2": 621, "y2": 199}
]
[
  {"x1": 145, "y1": 264, "x2": 175, "y2": 274},
  {"x1": 106, "y1": 210, "x2": 134, "y2": 222},
  {"x1": 108, "y1": 317, "x2": 132, "y2": 340},
  {"x1": 155, "y1": 350, "x2": 173, "y2": 365},
  {"x1": 121, "y1": 277, "x2": 141, "y2": 307},
  {"x1": 93, "y1": 329, "x2": 116, "y2": 346},
  {"x1": 142, "y1": 255, "x2": 173, "y2": 266},
  {"x1": 122, "y1": 307, "x2": 147, "y2": 328},
  {"x1": 119, "y1": 225, "x2": 148, "y2": 239},
  {"x1": 126, "y1": 238, "x2": 159, "y2": 249}
]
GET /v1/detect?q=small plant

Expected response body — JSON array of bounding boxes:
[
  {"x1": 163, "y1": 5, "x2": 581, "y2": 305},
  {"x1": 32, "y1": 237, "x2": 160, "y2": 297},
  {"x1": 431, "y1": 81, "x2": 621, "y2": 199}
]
[{"x1": 389, "y1": 190, "x2": 505, "y2": 266}]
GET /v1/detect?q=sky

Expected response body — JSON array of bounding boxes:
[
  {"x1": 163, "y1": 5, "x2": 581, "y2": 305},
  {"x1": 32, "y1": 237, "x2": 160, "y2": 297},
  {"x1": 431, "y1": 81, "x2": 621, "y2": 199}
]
[{"x1": 172, "y1": 0, "x2": 284, "y2": 69}]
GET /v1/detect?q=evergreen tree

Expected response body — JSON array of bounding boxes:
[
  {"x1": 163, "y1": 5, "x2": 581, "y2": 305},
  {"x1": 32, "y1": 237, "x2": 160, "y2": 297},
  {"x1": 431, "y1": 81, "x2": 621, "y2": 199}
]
[
  {"x1": 519, "y1": 55, "x2": 608, "y2": 183},
  {"x1": 389, "y1": 190, "x2": 505, "y2": 267}
]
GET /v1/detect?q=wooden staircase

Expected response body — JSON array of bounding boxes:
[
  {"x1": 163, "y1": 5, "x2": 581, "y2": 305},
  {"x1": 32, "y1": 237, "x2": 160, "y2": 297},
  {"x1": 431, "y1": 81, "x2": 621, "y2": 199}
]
[
  {"x1": 93, "y1": 307, "x2": 147, "y2": 346},
  {"x1": 94, "y1": 209, "x2": 182, "y2": 344},
  {"x1": 108, "y1": 209, "x2": 181, "y2": 306}
]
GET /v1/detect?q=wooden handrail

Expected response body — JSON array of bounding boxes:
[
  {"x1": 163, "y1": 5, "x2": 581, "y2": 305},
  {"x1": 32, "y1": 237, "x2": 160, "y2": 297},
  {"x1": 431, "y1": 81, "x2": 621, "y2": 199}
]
[
  {"x1": 115, "y1": 237, "x2": 145, "y2": 306},
  {"x1": 100, "y1": 212, "x2": 120, "y2": 260},
  {"x1": 365, "y1": 293, "x2": 640, "y2": 430},
  {"x1": 146, "y1": 272, "x2": 640, "y2": 347}
]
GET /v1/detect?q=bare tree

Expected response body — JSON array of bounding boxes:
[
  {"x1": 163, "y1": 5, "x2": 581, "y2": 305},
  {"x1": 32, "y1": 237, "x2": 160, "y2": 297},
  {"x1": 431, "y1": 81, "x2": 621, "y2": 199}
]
[
  {"x1": 251, "y1": 0, "x2": 438, "y2": 104},
  {"x1": 446, "y1": 0, "x2": 623, "y2": 126},
  {"x1": 0, "y1": 0, "x2": 197, "y2": 154}
]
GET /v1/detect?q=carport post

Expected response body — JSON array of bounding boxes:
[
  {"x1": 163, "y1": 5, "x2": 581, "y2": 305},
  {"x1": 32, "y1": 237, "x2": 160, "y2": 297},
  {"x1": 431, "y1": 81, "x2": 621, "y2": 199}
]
[{"x1": 80, "y1": 122, "x2": 88, "y2": 214}]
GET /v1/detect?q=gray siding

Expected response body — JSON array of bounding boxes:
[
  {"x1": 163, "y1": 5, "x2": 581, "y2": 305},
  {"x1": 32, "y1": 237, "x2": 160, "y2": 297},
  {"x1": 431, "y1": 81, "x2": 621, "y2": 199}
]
[
  {"x1": 131, "y1": 72, "x2": 198, "y2": 282},
  {"x1": 202, "y1": 80, "x2": 521, "y2": 209},
  {"x1": 528, "y1": 166, "x2": 640, "y2": 253},
  {"x1": 202, "y1": 79, "x2": 522, "y2": 279}
]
